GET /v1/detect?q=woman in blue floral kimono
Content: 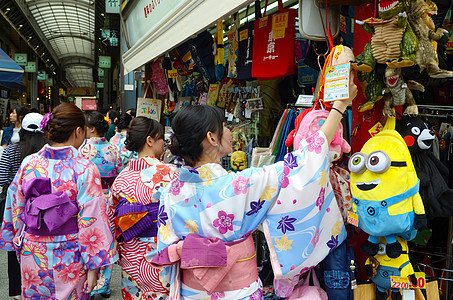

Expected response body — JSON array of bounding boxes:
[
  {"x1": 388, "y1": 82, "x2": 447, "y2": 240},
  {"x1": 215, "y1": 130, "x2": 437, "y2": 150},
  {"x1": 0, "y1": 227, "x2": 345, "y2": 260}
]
[
  {"x1": 0, "y1": 103, "x2": 118, "y2": 299},
  {"x1": 150, "y1": 81, "x2": 357, "y2": 299},
  {"x1": 110, "y1": 113, "x2": 137, "y2": 168},
  {"x1": 79, "y1": 111, "x2": 122, "y2": 298}
]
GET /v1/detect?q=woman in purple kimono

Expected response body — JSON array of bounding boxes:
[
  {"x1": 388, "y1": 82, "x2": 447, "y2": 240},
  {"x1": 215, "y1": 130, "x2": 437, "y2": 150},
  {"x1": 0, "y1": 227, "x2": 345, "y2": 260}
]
[
  {"x1": 151, "y1": 83, "x2": 357, "y2": 299},
  {"x1": 0, "y1": 103, "x2": 118, "y2": 299}
]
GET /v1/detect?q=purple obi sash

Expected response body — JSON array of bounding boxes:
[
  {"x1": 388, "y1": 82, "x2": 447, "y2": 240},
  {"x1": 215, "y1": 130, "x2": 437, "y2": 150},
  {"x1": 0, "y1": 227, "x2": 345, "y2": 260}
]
[
  {"x1": 113, "y1": 196, "x2": 159, "y2": 242},
  {"x1": 20, "y1": 177, "x2": 78, "y2": 236}
]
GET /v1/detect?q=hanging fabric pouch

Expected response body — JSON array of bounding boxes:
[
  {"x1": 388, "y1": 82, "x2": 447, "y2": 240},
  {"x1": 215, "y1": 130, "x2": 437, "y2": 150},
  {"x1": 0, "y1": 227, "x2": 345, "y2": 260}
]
[
  {"x1": 251, "y1": 0, "x2": 297, "y2": 80},
  {"x1": 227, "y1": 13, "x2": 240, "y2": 78},
  {"x1": 287, "y1": 269, "x2": 328, "y2": 300}
]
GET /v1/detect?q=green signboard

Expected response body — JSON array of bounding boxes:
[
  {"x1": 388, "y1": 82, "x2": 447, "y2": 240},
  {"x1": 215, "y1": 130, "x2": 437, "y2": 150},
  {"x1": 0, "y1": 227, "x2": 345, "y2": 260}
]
[
  {"x1": 37, "y1": 71, "x2": 46, "y2": 81},
  {"x1": 99, "y1": 56, "x2": 111, "y2": 68},
  {"x1": 25, "y1": 61, "x2": 36, "y2": 73},
  {"x1": 14, "y1": 53, "x2": 27, "y2": 66}
]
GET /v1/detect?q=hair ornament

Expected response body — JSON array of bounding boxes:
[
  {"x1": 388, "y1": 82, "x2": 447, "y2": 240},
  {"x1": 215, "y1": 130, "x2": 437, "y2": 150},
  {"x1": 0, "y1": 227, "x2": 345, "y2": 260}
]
[{"x1": 39, "y1": 112, "x2": 52, "y2": 131}]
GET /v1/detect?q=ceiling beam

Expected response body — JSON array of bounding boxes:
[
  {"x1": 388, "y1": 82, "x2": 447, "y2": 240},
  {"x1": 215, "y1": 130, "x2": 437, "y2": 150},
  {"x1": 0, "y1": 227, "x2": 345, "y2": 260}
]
[
  {"x1": 10, "y1": 0, "x2": 60, "y2": 65},
  {"x1": 27, "y1": 0, "x2": 95, "y2": 10},
  {"x1": 48, "y1": 34, "x2": 94, "y2": 43}
]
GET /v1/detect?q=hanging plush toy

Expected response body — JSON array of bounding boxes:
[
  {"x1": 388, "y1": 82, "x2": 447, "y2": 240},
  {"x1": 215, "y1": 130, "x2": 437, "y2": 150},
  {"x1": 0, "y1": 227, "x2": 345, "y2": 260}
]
[
  {"x1": 396, "y1": 116, "x2": 453, "y2": 219},
  {"x1": 349, "y1": 116, "x2": 426, "y2": 258},
  {"x1": 365, "y1": 236, "x2": 418, "y2": 300},
  {"x1": 408, "y1": 0, "x2": 453, "y2": 78}
]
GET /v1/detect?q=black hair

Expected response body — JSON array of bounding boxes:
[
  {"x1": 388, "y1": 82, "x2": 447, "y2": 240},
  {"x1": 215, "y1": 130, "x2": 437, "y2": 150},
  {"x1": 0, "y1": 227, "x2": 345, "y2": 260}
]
[
  {"x1": 19, "y1": 130, "x2": 47, "y2": 160},
  {"x1": 86, "y1": 111, "x2": 109, "y2": 136},
  {"x1": 126, "y1": 116, "x2": 164, "y2": 152},
  {"x1": 107, "y1": 109, "x2": 118, "y2": 122},
  {"x1": 169, "y1": 105, "x2": 225, "y2": 164},
  {"x1": 13, "y1": 106, "x2": 28, "y2": 124},
  {"x1": 115, "y1": 113, "x2": 133, "y2": 131},
  {"x1": 30, "y1": 108, "x2": 39, "y2": 113},
  {"x1": 126, "y1": 108, "x2": 136, "y2": 117}
]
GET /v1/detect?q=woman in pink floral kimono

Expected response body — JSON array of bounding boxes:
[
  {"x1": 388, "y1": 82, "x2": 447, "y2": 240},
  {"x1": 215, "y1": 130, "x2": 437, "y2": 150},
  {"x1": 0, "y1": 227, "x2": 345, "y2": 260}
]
[
  {"x1": 109, "y1": 116, "x2": 179, "y2": 299},
  {"x1": 0, "y1": 103, "x2": 118, "y2": 299}
]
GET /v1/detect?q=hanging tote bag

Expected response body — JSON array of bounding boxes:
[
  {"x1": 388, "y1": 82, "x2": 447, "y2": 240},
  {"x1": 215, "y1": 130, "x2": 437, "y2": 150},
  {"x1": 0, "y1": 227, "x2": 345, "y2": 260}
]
[
  {"x1": 227, "y1": 13, "x2": 240, "y2": 78},
  {"x1": 236, "y1": 1, "x2": 261, "y2": 80},
  {"x1": 136, "y1": 82, "x2": 162, "y2": 122},
  {"x1": 251, "y1": 0, "x2": 297, "y2": 80}
]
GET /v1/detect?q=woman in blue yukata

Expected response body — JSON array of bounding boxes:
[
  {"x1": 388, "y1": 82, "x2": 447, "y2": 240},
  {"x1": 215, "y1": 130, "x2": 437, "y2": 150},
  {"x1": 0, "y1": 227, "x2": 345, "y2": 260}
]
[
  {"x1": 150, "y1": 75, "x2": 357, "y2": 299},
  {"x1": 79, "y1": 111, "x2": 123, "y2": 298}
]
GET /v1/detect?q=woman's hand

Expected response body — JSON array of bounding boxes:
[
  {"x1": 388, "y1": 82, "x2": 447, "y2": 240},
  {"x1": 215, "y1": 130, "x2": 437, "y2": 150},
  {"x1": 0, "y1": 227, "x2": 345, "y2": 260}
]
[{"x1": 83, "y1": 268, "x2": 98, "y2": 294}]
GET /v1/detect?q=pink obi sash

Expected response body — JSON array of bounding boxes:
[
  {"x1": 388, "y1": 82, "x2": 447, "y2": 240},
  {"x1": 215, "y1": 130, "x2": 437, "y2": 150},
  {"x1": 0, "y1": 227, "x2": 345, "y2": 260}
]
[
  {"x1": 151, "y1": 234, "x2": 258, "y2": 292},
  {"x1": 182, "y1": 235, "x2": 258, "y2": 292}
]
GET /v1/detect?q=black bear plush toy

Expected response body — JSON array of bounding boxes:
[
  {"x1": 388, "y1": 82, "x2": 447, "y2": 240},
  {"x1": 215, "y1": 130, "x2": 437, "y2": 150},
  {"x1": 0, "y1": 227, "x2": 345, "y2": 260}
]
[{"x1": 396, "y1": 116, "x2": 453, "y2": 219}]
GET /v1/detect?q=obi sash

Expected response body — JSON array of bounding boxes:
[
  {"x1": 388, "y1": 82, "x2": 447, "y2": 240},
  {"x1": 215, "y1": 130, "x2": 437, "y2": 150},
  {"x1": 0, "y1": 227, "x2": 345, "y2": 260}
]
[
  {"x1": 20, "y1": 177, "x2": 78, "y2": 236},
  {"x1": 151, "y1": 234, "x2": 258, "y2": 292},
  {"x1": 114, "y1": 194, "x2": 159, "y2": 242}
]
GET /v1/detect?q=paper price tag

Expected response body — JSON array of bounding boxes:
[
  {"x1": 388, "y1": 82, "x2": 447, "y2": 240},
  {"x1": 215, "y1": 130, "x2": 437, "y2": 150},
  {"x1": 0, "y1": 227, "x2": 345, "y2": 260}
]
[
  {"x1": 259, "y1": 16, "x2": 269, "y2": 28},
  {"x1": 323, "y1": 63, "x2": 350, "y2": 102},
  {"x1": 347, "y1": 211, "x2": 358, "y2": 227}
]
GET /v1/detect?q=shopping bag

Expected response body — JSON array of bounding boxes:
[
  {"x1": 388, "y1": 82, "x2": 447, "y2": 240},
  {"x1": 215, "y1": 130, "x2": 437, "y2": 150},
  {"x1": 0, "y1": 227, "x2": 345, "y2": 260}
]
[
  {"x1": 227, "y1": 14, "x2": 240, "y2": 78},
  {"x1": 286, "y1": 269, "x2": 328, "y2": 300},
  {"x1": 236, "y1": 1, "x2": 261, "y2": 80},
  {"x1": 252, "y1": 0, "x2": 297, "y2": 80},
  {"x1": 136, "y1": 83, "x2": 162, "y2": 122}
]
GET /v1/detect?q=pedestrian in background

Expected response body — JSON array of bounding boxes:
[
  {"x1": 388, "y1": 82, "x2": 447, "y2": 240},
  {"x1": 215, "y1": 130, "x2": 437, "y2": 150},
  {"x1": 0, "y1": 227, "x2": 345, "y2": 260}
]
[
  {"x1": 104, "y1": 109, "x2": 118, "y2": 141},
  {"x1": 110, "y1": 113, "x2": 136, "y2": 168}
]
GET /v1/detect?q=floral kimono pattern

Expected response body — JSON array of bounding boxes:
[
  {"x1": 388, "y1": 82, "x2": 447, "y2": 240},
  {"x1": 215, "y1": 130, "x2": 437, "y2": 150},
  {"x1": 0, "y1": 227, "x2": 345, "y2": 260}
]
[
  {"x1": 154, "y1": 131, "x2": 347, "y2": 299},
  {"x1": 0, "y1": 145, "x2": 118, "y2": 300},
  {"x1": 110, "y1": 132, "x2": 138, "y2": 168},
  {"x1": 79, "y1": 137, "x2": 122, "y2": 179},
  {"x1": 109, "y1": 156, "x2": 179, "y2": 299},
  {"x1": 79, "y1": 137, "x2": 122, "y2": 296}
]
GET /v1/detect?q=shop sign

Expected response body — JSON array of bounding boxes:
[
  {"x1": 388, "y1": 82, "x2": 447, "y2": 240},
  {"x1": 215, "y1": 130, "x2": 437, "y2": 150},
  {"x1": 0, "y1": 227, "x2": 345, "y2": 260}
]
[
  {"x1": 125, "y1": 0, "x2": 196, "y2": 47},
  {"x1": 59, "y1": 88, "x2": 64, "y2": 96},
  {"x1": 99, "y1": 56, "x2": 111, "y2": 68},
  {"x1": 37, "y1": 71, "x2": 46, "y2": 81},
  {"x1": 106, "y1": 0, "x2": 120, "y2": 14},
  {"x1": 101, "y1": 29, "x2": 119, "y2": 46},
  {"x1": 47, "y1": 78, "x2": 53, "y2": 86},
  {"x1": 98, "y1": 68, "x2": 105, "y2": 77},
  {"x1": 97, "y1": 82, "x2": 104, "y2": 88},
  {"x1": 67, "y1": 87, "x2": 94, "y2": 96},
  {"x1": 82, "y1": 99, "x2": 97, "y2": 110},
  {"x1": 1, "y1": 90, "x2": 7, "y2": 98},
  {"x1": 124, "y1": 84, "x2": 134, "y2": 90},
  {"x1": 14, "y1": 53, "x2": 27, "y2": 66},
  {"x1": 25, "y1": 61, "x2": 36, "y2": 73}
]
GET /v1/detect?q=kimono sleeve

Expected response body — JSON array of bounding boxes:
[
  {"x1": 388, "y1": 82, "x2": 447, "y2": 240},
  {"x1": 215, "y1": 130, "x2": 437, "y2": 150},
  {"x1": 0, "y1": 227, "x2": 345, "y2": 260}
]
[
  {"x1": 77, "y1": 162, "x2": 118, "y2": 269},
  {"x1": 263, "y1": 131, "x2": 347, "y2": 280},
  {"x1": 0, "y1": 156, "x2": 31, "y2": 252},
  {"x1": 115, "y1": 147, "x2": 123, "y2": 175}
]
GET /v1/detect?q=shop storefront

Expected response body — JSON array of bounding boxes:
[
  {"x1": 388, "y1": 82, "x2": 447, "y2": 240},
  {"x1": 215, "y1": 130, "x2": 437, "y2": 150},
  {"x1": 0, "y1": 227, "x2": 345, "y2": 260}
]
[{"x1": 120, "y1": 0, "x2": 453, "y2": 298}]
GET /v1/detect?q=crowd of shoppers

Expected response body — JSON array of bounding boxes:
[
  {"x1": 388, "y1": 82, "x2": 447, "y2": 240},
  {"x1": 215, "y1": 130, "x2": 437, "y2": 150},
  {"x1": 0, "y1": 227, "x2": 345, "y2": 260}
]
[{"x1": 0, "y1": 80, "x2": 355, "y2": 299}]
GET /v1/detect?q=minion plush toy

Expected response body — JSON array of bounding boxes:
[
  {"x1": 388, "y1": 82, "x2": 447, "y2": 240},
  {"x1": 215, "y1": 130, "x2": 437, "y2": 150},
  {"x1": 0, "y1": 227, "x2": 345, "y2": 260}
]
[
  {"x1": 349, "y1": 117, "x2": 426, "y2": 258},
  {"x1": 365, "y1": 236, "x2": 418, "y2": 300}
]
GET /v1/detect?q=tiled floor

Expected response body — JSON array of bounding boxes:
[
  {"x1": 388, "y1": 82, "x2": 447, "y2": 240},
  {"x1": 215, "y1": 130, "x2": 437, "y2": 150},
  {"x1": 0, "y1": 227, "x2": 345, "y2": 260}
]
[{"x1": 0, "y1": 250, "x2": 124, "y2": 300}]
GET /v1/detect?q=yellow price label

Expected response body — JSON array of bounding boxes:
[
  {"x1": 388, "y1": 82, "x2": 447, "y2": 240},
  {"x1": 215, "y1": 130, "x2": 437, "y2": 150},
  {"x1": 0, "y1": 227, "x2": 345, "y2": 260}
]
[
  {"x1": 347, "y1": 211, "x2": 358, "y2": 227},
  {"x1": 239, "y1": 30, "x2": 248, "y2": 42},
  {"x1": 167, "y1": 69, "x2": 178, "y2": 78},
  {"x1": 369, "y1": 122, "x2": 384, "y2": 137},
  {"x1": 259, "y1": 16, "x2": 269, "y2": 28},
  {"x1": 391, "y1": 272, "x2": 426, "y2": 289}
]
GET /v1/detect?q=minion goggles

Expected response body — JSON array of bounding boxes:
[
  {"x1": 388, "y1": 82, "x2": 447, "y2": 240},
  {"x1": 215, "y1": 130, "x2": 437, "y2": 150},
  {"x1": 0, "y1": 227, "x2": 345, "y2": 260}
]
[{"x1": 349, "y1": 150, "x2": 407, "y2": 174}]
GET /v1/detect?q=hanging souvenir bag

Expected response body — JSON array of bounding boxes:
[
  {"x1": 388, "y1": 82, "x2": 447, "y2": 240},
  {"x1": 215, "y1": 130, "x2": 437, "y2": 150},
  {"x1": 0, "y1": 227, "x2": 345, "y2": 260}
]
[
  {"x1": 287, "y1": 269, "x2": 328, "y2": 300},
  {"x1": 214, "y1": 20, "x2": 225, "y2": 81},
  {"x1": 227, "y1": 13, "x2": 240, "y2": 78},
  {"x1": 251, "y1": 0, "x2": 297, "y2": 80},
  {"x1": 151, "y1": 57, "x2": 169, "y2": 95},
  {"x1": 236, "y1": 1, "x2": 261, "y2": 80},
  {"x1": 136, "y1": 81, "x2": 162, "y2": 122}
]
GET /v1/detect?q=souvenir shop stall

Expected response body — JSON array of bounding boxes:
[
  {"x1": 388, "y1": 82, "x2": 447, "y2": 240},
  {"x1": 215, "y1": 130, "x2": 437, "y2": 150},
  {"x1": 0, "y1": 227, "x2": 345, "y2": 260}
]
[{"x1": 120, "y1": 0, "x2": 453, "y2": 299}]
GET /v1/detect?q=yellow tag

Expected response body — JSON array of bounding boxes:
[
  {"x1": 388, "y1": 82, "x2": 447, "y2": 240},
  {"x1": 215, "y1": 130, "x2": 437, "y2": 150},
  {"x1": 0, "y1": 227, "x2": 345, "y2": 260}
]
[
  {"x1": 447, "y1": 36, "x2": 453, "y2": 51},
  {"x1": 347, "y1": 211, "x2": 359, "y2": 227},
  {"x1": 228, "y1": 32, "x2": 235, "y2": 41},
  {"x1": 273, "y1": 28, "x2": 286, "y2": 39},
  {"x1": 167, "y1": 69, "x2": 178, "y2": 78},
  {"x1": 239, "y1": 30, "x2": 248, "y2": 42},
  {"x1": 259, "y1": 16, "x2": 269, "y2": 28},
  {"x1": 273, "y1": 12, "x2": 288, "y2": 31},
  {"x1": 369, "y1": 122, "x2": 384, "y2": 137},
  {"x1": 432, "y1": 40, "x2": 438, "y2": 51},
  {"x1": 391, "y1": 272, "x2": 426, "y2": 289}
]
